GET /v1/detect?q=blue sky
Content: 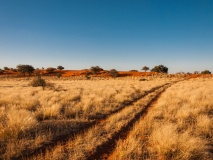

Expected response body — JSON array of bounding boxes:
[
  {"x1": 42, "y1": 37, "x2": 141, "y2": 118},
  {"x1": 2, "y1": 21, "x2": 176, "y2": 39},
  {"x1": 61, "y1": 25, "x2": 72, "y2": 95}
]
[{"x1": 0, "y1": 0, "x2": 213, "y2": 73}]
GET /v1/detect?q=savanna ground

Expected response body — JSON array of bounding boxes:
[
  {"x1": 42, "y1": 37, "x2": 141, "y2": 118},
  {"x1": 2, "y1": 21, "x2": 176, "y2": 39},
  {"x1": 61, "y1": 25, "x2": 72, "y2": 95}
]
[{"x1": 0, "y1": 75, "x2": 212, "y2": 160}]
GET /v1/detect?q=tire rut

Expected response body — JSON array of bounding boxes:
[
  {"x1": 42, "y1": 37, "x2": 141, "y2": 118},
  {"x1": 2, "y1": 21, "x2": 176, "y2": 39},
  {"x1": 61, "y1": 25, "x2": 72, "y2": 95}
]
[{"x1": 86, "y1": 81, "x2": 179, "y2": 160}]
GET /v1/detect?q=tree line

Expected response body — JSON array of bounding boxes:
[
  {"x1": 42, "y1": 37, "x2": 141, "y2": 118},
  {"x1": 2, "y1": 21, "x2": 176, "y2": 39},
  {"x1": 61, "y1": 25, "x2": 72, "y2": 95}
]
[{"x1": 0, "y1": 64, "x2": 212, "y2": 77}]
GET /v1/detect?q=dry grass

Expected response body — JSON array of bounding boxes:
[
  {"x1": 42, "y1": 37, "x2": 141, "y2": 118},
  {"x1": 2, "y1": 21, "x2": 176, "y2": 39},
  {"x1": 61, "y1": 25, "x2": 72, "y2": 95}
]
[
  {"x1": 31, "y1": 82, "x2": 170, "y2": 160},
  {"x1": 112, "y1": 78, "x2": 213, "y2": 160},
  {"x1": 0, "y1": 77, "x2": 175, "y2": 159}
]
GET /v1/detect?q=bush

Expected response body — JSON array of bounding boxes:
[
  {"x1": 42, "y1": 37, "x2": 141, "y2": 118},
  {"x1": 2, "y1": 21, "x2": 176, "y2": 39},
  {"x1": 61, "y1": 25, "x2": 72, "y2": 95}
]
[
  {"x1": 56, "y1": 73, "x2": 62, "y2": 78},
  {"x1": 46, "y1": 67, "x2": 56, "y2": 74},
  {"x1": 201, "y1": 70, "x2": 211, "y2": 74},
  {"x1": 139, "y1": 78, "x2": 148, "y2": 81},
  {"x1": 85, "y1": 71, "x2": 92, "y2": 80},
  {"x1": 4, "y1": 67, "x2": 9, "y2": 70},
  {"x1": 130, "y1": 70, "x2": 138, "y2": 72},
  {"x1": 17, "y1": 64, "x2": 35, "y2": 76},
  {"x1": 90, "y1": 66, "x2": 103, "y2": 74},
  {"x1": 109, "y1": 69, "x2": 119, "y2": 78},
  {"x1": 151, "y1": 65, "x2": 168, "y2": 73},
  {"x1": 31, "y1": 76, "x2": 46, "y2": 87}
]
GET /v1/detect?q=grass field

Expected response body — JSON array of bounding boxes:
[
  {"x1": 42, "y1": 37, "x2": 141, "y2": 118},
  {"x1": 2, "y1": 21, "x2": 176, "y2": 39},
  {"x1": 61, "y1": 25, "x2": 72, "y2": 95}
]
[{"x1": 0, "y1": 77, "x2": 212, "y2": 159}]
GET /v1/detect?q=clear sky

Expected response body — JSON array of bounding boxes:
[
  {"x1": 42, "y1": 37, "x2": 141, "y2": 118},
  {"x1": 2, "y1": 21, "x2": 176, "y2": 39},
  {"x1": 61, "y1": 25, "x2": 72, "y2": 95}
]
[{"x1": 0, "y1": 0, "x2": 213, "y2": 73}]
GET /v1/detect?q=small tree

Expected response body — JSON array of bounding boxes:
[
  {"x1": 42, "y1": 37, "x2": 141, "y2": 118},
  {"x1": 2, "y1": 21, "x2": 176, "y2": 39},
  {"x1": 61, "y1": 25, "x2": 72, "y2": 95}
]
[
  {"x1": 17, "y1": 64, "x2": 35, "y2": 76},
  {"x1": 142, "y1": 66, "x2": 149, "y2": 72},
  {"x1": 109, "y1": 69, "x2": 119, "y2": 78},
  {"x1": 201, "y1": 70, "x2": 211, "y2": 74},
  {"x1": 57, "y1": 66, "x2": 64, "y2": 72},
  {"x1": 90, "y1": 66, "x2": 103, "y2": 74},
  {"x1": 151, "y1": 65, "x2": 168, "y2": 73}
]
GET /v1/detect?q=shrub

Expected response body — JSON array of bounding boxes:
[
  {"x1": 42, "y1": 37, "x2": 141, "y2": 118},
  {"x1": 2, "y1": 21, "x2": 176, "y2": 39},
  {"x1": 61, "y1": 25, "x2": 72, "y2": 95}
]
[
  {"x1": 56, "y1": 73, "x2": 62, "y2": 78},
  {"x1": 85, "y1": 71, "x2": 92, "y2": 80},
  {"x1": 109, "y1": 69, "x2": 119, "y2": 78},
  {"x1": 17, "y1": 64, "x2": 35, "y2": 76},
  {"x1": 90, "y1": 66, "x2": 103, "y2": 74},
  {"x1": 139, "y1": 78, "x2": 148, "y2": 81},
  {"x1": 4, "y1": 67, "x2": 10, "y2": 70},
  {"x1": 151, "y1": 65, "x2": 168, "y2": 73},
  {"x1": 46, "y1": 67, "x2": 56, "y2": 74},
  {"x1": 31, "y1": 76, "x2": 46, "y2": 87},
  {"x1": 130, "y1": 70, "x2": 138, "y2": 72},
  {"x1": 201, "y1": 70, "x2": 211, "y2": 74}
]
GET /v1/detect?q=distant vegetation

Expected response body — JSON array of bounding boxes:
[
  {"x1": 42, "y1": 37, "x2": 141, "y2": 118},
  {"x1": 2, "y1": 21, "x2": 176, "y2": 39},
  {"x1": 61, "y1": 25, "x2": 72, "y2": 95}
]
[
  {"x1": 129, "y1": 70, "x2": 138, "y2": 72},
  {"x1": 109, "y1": 69, "x2": 119, "y2": 78},
  {"x1": 57, "y1": 65, "x2": 64, "y2": 72},
  {"x1": 151, "y1": 65, "x2": 168, "y2": 73},
  {"x1": 90, "y1": 66, "x2": 103, "y2": 74},
  {"x1": 46, "y1": 67, "x2": 56, "y2": 74},
  {"x1": 17, "y1": 64, "x2": 35, "y2": 76},
  {"x1": 142, "y1": 66, "x2": 149, "y2": 72},
  {"x1": 0, "y1": 64, "x2": 212, "y2": 78},
  {"x1": 201, "y1": 70, "x2": 211, "y2": 74},
  {"x1": 4, "y1": 67, "x2": 9, "y2": 70}
]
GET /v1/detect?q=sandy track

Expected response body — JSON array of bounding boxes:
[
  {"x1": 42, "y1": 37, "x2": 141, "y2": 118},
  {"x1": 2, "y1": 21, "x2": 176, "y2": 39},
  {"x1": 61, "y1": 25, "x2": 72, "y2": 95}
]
[{"x1": 87, "y1": 83, "x2": 175, "y2": 160}]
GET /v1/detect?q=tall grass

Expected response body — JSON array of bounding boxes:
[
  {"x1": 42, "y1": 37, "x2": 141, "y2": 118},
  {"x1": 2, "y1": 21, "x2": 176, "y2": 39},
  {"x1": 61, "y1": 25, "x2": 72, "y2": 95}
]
[
  {"x1": 112, "y1": 78, "x2": 213, "y2": 160},
  {"x1": 0, "y1": 77, "x2": 174, "y2": 159}
]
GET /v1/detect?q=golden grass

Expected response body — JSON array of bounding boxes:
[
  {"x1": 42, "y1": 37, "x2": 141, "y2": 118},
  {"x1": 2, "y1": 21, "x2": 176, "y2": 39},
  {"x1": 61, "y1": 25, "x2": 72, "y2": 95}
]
[
  {"x1": 0, "y1": 77, "x2": 175, "y2": 159},
  {"x1": 112, "y1": 78, "x2": 213, "y2": 160},
  {"x1": 31, "y1": 82, "x2": 170, "y2": 160}
]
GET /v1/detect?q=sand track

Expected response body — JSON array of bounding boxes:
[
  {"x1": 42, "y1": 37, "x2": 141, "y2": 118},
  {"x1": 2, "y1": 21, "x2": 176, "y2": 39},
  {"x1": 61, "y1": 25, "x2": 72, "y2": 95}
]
[{"x1": 87, "y1": 83, "x2": 175, "y2": 160}]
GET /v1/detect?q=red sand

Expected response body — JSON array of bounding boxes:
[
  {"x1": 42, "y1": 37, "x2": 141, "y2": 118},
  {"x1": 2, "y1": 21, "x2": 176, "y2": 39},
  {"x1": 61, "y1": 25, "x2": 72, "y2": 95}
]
[{"x1": 0, "y1": 69, "x2": 212, "y2": 78}]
